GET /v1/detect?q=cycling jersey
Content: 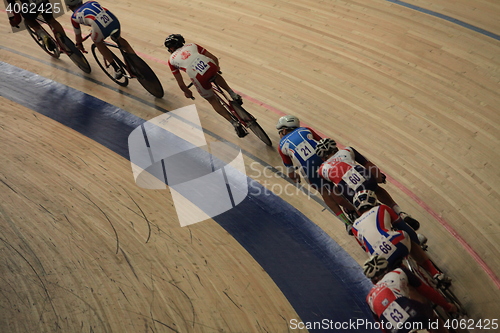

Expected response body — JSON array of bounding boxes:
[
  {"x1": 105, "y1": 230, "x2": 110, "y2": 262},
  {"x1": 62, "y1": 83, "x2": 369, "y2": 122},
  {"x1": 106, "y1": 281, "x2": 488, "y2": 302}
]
[
  {"x1": 278, "y1": 127, "x2": 331, "y2": 190},
  {"x1": 317, "y1": 147, "x2": 377, "y2": 201},
  {"x1": 168, "y1": 43, "x2": 219, "y2": 98},
  {"x1": 70, "y1": 1, "x2": 120, "y2": 42},
  {"x1": 367, "y1": 267, "x2": 451, "y2": 333},
  {"x1": 352, "y1": 205, "x2": 410, "y2": 267}
]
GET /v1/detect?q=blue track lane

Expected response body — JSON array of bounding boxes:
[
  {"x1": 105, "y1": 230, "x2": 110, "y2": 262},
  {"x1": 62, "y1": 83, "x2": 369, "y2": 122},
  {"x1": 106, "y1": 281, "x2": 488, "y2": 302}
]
[{"x1": 0, "y1": 62, "x2": 379, "y2": 332}]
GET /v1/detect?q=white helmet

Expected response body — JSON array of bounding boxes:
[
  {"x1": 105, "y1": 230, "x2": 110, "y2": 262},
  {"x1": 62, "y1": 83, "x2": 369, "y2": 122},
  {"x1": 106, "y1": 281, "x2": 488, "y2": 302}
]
[
  {"x1": 65, "y1": 0, "x2": 83, "y2": 7},
  {"x1": 276, "y1": 115, "x2": 300, "y2": 130},
  {"x1": 353, "y1": 190, "x2": 378, "y2": 211},
  {"x1": 363, "y1": 255, "x2": 389, "y2": 279},
  {"x1": 314, "y1": 138, "x2": 337, "y2": 159}
]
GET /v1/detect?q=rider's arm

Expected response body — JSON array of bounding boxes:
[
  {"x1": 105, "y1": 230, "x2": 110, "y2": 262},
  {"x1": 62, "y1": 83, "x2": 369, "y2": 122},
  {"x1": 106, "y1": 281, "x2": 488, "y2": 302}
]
[
  {"x1": 172, "y1": 71, "x2": 193, "y2": 98},
  {"x1": 305, "y1": 127, "x2": 322, "y2": 141},
  {"x1": 199, "y1": 47, "x2": 220, "y2": 67},
  {"x1": 278, "y1": 148, "x2": 300, "y2": 182},
  {"x1": 70, "y1": 16, "x2": 83, "y2": 41}
]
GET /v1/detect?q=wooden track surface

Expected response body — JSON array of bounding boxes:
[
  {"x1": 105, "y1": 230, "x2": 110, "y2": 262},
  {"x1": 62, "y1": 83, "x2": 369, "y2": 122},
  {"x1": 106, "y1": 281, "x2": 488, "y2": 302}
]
[{"x1": 1, "y1": 0, "x2": 499, "y2": 331}]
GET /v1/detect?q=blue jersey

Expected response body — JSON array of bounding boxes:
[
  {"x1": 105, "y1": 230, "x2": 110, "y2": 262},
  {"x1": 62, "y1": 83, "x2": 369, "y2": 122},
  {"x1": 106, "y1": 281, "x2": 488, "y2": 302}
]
[
  {"x1": 70, "y1": 1, "x2": 119, "y2": 39},
  {"x1": 278, "y1": 127, "x2": 327, "y2": 189}
]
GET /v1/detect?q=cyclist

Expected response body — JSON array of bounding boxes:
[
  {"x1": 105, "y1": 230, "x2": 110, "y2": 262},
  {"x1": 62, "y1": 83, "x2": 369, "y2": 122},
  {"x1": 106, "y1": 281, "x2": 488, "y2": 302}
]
[
  {"x1": 65, "y1": 0, "x2": 135, "y2": 79},
  {"x1": 7, "y1": 0, "x2": 67, "y2": 51},
  {"x1": 352, "y1": 190, "x2": 450, "y2": 287},
  {"x1": 315, "y1": 138, "x2": 421, "y2": 230},
  {"x1": 164, "y1": 34, "x2": 247, "y2": 138},
  {"x1": 276, "y1": 115, "x2": 355, "y2": 226},
  {"x1": 363, "y1": 255, "x2": 457, "y2": 333}
]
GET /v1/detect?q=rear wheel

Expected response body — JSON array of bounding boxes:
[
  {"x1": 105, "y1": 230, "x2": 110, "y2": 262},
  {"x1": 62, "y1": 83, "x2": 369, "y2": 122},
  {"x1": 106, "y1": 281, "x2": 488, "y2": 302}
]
[
  {"x1": 91, "y1": 44, "x2": 129, "y2": 86},
  {"x1": 248, "y1": 121, "x2": 273, "y2": 146},
  {"x1": 58, "y1": 34, "x2": 91, "y2": 73},
  {"x1": 124, "y1": 53, "x2": 164, "y2": 98},
  {"x1": 25, "y1": 22, "x2": 60, "y2": 58},
  {"x1": 232, "y1": 104, "x2": 272, "y2": 146}
]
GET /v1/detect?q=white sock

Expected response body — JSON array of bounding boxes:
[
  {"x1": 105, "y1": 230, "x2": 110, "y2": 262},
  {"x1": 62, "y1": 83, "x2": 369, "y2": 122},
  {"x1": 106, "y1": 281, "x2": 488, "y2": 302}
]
[{"x1": 392, "y1": 204, "x2": 402, "y2": 215}]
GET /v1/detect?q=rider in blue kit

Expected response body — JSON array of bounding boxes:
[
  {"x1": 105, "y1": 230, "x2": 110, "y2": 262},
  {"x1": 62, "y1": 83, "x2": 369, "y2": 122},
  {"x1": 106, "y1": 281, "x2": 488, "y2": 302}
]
[{"x1": 276, "y1": 115, "x2": 354, "y2": 225}]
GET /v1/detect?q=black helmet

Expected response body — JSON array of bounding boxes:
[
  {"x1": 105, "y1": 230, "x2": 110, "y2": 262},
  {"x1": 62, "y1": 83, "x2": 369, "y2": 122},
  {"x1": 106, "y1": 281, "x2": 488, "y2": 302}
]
[{"x1": 164, "y1": 34, "x2": 185, "y2": 51}]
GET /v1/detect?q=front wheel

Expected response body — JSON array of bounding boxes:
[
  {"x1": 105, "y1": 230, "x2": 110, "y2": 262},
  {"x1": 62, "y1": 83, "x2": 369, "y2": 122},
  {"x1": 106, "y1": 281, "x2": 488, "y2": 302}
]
[{"x1": 91, "y1": 44, "x2": 128, "y2": 86}]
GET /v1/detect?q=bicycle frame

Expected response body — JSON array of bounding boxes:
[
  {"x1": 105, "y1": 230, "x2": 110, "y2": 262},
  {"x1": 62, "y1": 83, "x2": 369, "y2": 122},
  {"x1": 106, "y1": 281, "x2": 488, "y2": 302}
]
[
  {"x1": 211, "y1": 80, "x2": 254, "y2": 127},
  {"x1": 103, "y1": 40, "x2": 136, "y2": 79}
]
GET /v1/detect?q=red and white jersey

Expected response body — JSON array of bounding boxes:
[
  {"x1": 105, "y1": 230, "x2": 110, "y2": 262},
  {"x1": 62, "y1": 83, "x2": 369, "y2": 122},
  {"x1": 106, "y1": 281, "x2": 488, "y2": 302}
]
[
  {"x1": 168, "y1": 43, "x2": 214, "y2": 79},
  {"x1": 366, "y1": 268, "x2": 411, "y2": 317},
  {"x1": 352, "y1": 205, "x2": 406, "y2": 256},
  {"x1": 318, "y1": 147, "x2": 365, "y2": 185}
]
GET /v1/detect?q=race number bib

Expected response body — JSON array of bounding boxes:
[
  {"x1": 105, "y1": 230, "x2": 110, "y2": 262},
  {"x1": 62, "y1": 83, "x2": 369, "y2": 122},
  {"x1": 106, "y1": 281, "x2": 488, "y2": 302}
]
[
  {"x1": 96, "y1": 11, "x2": 113, "y2": 28},
  {"x1": 341, "y1": 167, "x2": 366, "y2": 189},
  {"x1": 382, "y1": 301, "x2": 410, "y2": 328},
  {"x1": 295, "y1": 141, "x2": 315, "y2": 161},
  {"x1": 191, "y1": 57, "x2": 210, "y2": 75},
  {"x1": 373, "y1": 237, "x2": 397, "y2": 257}
]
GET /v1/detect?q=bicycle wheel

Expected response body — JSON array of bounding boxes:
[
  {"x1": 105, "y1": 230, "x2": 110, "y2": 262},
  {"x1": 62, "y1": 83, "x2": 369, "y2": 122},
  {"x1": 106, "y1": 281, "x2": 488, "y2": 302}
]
[
  {"x1": 91, "y1": 44, "x2": 129, "y2": 86},
  {"x1": 232, "y1": 104, "x2": 272, "y2": 146},
  {"x1": 59, "y1": 34, "x2": 91, "y2": 73},
  {"x1": 124, "y1": 53, "x2": 164, "y2": 98},
  {"x1": 25, "y1": 22, "x2": 60, "y2": 59}
]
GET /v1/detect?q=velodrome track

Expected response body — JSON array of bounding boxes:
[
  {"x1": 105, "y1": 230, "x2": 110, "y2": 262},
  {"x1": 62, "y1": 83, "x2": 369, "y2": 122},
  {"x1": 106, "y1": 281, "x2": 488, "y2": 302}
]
[{"x1": 1, "y1": 0, "x2": 499, "y2": 332}]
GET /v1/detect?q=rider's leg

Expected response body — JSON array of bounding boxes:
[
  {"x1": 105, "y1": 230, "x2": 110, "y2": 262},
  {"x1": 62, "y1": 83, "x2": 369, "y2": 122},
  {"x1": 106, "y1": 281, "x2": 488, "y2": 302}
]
[
  {"x1": 95, "y1": 41, "x2": 117, "y2": 66},
  {"x1": 214, "y1": 75, "x2": 241, "y2": 102},
  {"x1": 24, "y1": 17, "x2": 42, "y2": 31},
  {"x1": 206, "y1": 95, "x2": 233, "y2": 123},
  {"x1": 116, "y1": 37, "x2": 136, "y2": 54},
  {"x1": 205, "y1": 95, "x2": 247, "y2": 137},
  {"x1": 45, "y1": 17, "x2": 65, "y2": 37},
  {"x1": 409, "y1": 241, "x2": 441, "y2": 276},
  {"x1": 24, "y1": 17, "x2": 56, "y2": 50}
]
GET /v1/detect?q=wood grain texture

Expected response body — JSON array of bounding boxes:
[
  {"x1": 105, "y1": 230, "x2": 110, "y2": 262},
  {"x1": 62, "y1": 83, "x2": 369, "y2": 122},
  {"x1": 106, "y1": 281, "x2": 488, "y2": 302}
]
[{"x1": 1, "y1": 0, "x2": 499, "y2": 331}]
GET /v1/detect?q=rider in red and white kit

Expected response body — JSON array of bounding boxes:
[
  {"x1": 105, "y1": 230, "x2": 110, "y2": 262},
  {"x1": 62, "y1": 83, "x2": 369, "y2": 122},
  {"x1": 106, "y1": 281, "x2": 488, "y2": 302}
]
[
  {"x1": 314, "y1": 138, "x2": 420, "y2": 230},
  {"x1": 351, "y1": 190, "x2": 450, "y2": 286},
  {"x1": 363, "y1": 255, "x2": 456, "y2": 333},
  {"x1": 164, "y1": 34, "x2": 247, "y2": 138}
]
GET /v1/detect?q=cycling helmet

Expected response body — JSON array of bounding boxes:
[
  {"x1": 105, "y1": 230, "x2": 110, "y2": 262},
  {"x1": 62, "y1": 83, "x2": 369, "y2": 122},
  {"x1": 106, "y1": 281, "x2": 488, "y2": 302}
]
[
  {"x1": 164, "y1": 34, "x2": 185, "y2": 50},
  {"x1": 276, "y1": 115, "x2": 300, "y2": 130},
  {"x1": 353, "y1": 190, "x2": 378, "y2": 211},
  {"x1": 314, "y1": 138, "x2": 337, "y2": 159},
  {"x1": 65, "y1": 0, "x2": 83, "y2": 7},
  {"x1": 363, "y1": 255, "x2": 389, "y2": 279}
]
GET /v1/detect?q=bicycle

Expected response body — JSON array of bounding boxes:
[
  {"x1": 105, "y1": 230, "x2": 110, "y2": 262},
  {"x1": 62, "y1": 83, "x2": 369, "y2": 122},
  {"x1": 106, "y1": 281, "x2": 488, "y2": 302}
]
[
  {"x1": 404, "y1": 240, "x2": 469, "y2": 333},
  {"x1": 24, "y1": 17, "x2": 91, "y2": 73},
  {"x1": 89, "y1": 30, "x2": 164, "y2": 98},
  {"x1": 188, "y1": 75, "x2": 272, "y2": 146}
]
